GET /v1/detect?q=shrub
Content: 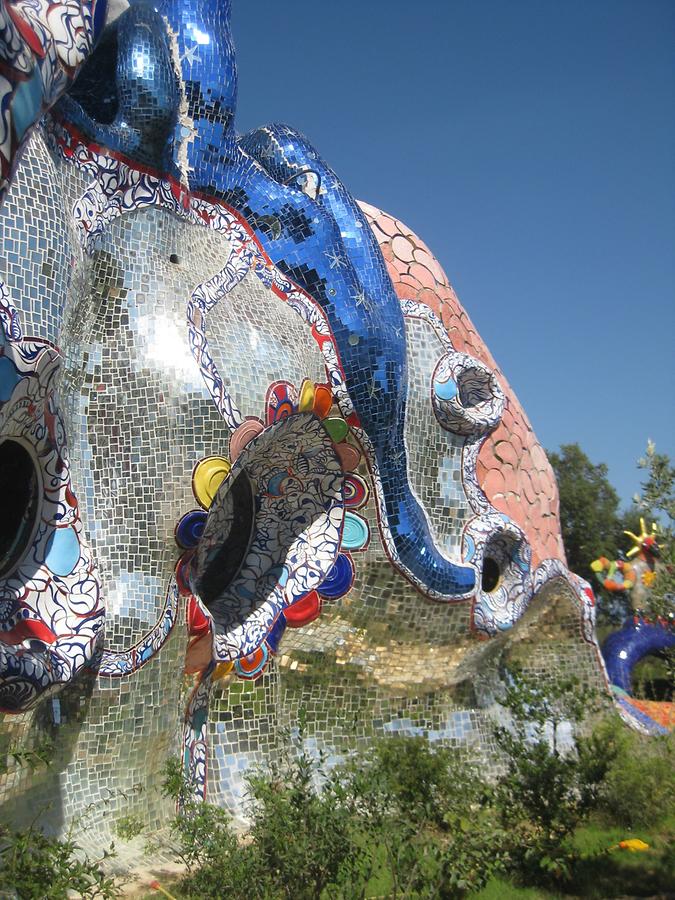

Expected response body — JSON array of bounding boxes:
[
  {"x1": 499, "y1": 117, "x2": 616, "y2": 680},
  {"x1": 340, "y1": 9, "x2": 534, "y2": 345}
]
[
  {"x1": 164, "y1": 734, "x2": 370, "y2": 899},
  {"x1": 493, "y1": 667, "x2": 620, "y2": 885},
  {"x1": 113, "y1": 814, "x2": 145, "y2": 841},
  {"x1": 164, "y1": 678, "x2": 667, "y2": 897},
  {"x1": 342, "y1": 736, "x2": 509, "y2": 897},
  {"x1": 599, "y1": 725, "x2": 675, "y2": 827},
  {"x1": 163, "y1": 731, "x2": 508, "y2": 899},
  {"x1": 0, "y1": 825, "x2": 119, "y2": 899}
]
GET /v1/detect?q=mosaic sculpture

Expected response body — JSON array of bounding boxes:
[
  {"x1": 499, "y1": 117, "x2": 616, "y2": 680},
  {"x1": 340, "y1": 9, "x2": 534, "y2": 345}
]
[
  {"x1": 0, "y1": 0, "x2": 641, "y2": 853},
  {"x1": 591, "y1": 522, "x2": 675, "y2": 733}
]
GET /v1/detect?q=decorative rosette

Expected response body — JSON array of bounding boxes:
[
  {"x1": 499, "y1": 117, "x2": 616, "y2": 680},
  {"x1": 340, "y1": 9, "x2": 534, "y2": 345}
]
[
  {"x1": 175, "y1": 379, "x2": 371, "y2": 682},
  {"x1": 590, "y1": 556, "x2": 637, "y2": 593}
]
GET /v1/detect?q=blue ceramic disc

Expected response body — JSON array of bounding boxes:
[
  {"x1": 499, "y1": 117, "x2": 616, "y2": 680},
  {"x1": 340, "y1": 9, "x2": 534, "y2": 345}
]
[
  {"x1": 265, "y1": 614, "x2": 287, "y2": 653},
  {"x1": 318, "y1": 553, "x2": 354, "y2": 599},
  {"x1": 176, "y1": 509, "x2": 208, "y2": 549},
  {"x1": 341, "y1": 512, "x2": 370, "y2": 551}
]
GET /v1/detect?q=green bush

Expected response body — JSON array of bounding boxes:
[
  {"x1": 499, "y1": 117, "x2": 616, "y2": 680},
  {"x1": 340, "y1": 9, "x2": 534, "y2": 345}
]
[
  {"x1": 163, "y1": 730, "x2": 508, "y2": 899},
  {"x1": 342, "y1": 736, "x2": 509, "y2": 897},
  {"x1": 161, "y1": 682, "x2": 673, "y2": 897},
  {"x1": 493, "y1": 667, "x2": 620, "y2": 885},
  {"x1": 0, "y1": 825, "x2": 119, "y2": 899},
  {"x1": 164, "y1": 734, "x2": 371, "y2": 898},
  {"x1": 598, "y1": 725, "x2": 675, "y2": 827},
  {"x1": 114, "y1": 814, "x2": 145, "y2": 841}
]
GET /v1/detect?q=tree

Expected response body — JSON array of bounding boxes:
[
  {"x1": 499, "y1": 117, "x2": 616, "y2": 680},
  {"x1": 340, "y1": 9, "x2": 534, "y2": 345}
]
[
  {"x1": 547, "y1": 444, "x2": 623, "y2": 580},
  {"x1": 632, "y1": 442, "x2": 675, "y2": 696},
  {"x1": 637, "y1": 440, "x2": 675, "y2": 528},
  {"x1": 548, "y1": 441, "x2": 675, "y2": 635},
  {"x1": 635, "y1": 442, "x2": 675, "y2": 621}
]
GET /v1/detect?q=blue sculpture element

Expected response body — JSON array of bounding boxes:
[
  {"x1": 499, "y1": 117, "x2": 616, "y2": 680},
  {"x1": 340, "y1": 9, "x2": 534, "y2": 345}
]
[
  {"x1": 602, "y1": 616, "x2": 675, "y2": 694},
  {"x1": 57, "y1": 0, "x2": 476, "y2": 599}
]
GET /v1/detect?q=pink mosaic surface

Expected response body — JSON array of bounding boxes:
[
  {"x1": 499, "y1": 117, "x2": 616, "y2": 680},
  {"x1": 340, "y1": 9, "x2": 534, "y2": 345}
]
[{"x1": 360, "y1": 201, "x2": 566, "y2": 569}]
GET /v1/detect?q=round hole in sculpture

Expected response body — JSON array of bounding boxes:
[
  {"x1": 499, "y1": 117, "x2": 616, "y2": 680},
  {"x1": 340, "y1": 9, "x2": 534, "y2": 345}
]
[
  {"x1": 481, "y1": 556, "x2": 501, "y2": 593},
  {"x1": 480, "y1": 529, "x2": 525, "y2": 595},
  {"x1": 630, "y1": 652, "x2": 672, "y2": 702},
  {"x1": 195, "y1": 469, "x2": 256, "y2": 607},
  {"x1": 458, "y1": 366, "x2": 495, "y2": 409},
  {"x1": 0, "y1": 439, "x2": 41, "y2": 578}
]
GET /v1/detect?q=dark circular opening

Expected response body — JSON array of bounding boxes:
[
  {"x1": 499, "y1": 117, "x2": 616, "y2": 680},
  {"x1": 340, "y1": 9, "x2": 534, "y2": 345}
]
[
  {"x1": 458, "y1": 367, "x2": 493, "y2": 409},
  {"x1": 0, "y1": 440, "x2": 40, "y2": 578},
  {"x1": 169, "y1": 253, "x2": 180, "y2": 265},
  {"x1": 196, "y1": 470, "x2": 256, "y2": 606},
  {"x1": 631, "y1": 652, "x2": 673, "y2": 702},
  {"x1": 481, "y1": 556, "x2": 501, "y2": 593}
]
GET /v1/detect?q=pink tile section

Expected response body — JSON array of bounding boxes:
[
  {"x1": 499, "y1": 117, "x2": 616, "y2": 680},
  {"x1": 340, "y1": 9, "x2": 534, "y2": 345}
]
[{"x1": 360, "y1": 200, "x2": 566, "y2": 568}]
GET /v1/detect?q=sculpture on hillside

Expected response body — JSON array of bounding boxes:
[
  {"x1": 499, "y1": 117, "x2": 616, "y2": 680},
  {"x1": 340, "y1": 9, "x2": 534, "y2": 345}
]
[
  {"x1": 0, "y1": 0, "x2": 626, "y2": 841},
  {"x1": 592, "y1": 521, "x2": 675, "y2": 733},
  {"x1": 591, "y1": 519, "x2": 661, "y2": 609}
]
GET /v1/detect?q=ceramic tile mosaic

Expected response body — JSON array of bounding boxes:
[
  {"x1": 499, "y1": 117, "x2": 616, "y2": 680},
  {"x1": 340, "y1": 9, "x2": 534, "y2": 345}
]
[{"x1": 0, "y1": 0, "x2": 661, "y2": 869}]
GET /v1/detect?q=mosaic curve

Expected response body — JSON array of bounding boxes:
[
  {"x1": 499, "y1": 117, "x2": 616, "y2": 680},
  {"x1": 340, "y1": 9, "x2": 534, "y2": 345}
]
[
  {"x1": 52, "y1": 0, "x2": 478, "y2": 601},
  {"x1": 0, "y1": 283, "x2": 103, "y2": 711},
  {"x1": 361, "y1": 200, "x2": 567, "y2": 568},
  {"x1": 0, "y1": 0, "x2": 107, "y2": 204}
]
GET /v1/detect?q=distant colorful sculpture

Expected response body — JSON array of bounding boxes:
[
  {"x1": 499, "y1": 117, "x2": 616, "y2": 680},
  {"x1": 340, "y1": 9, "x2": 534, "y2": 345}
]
[
  {"x1": 591, "y1": 519, "x2": 660, "y2": 608},
  {"x1": 592, "y1": 520, "x2": 675, "y2": 734}
]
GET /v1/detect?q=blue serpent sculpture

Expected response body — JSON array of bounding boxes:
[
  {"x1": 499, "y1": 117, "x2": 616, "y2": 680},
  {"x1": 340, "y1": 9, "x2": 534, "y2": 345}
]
[{"x1": 56, "y1": 0, "x2": 475, "y2": 599}]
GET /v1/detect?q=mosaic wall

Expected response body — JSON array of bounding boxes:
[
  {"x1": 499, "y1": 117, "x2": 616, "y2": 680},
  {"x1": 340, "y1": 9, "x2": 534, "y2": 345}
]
[{"x1": 0, "y1": 0, "x2": 648, "y2": 865}]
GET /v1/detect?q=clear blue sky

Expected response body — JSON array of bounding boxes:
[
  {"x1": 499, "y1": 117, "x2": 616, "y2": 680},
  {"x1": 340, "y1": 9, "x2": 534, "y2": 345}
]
[{"x1": 232, "y1": 0, "x2": 675, "y2": 508}]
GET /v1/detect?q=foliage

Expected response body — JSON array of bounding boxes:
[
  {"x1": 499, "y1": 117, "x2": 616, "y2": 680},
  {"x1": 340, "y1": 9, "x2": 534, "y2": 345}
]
[
  {"x1": 0, "y1": 825, "x2": 119, "y2": 899},
  {"x1": 635, "y1": 441, "x2": 675, "y2": 618},
  {"x1": 547, "y1": 443, "x2": 623, "y2": 580},
  {"x1": 0, "y1": 780, "x2": 142, "y2": 898},
  {"x1": 598, "y1": 724, "x2": 675, "y2": 828},
  {"x1": 492, "y1": 667, "x2": 619, "y2": 886},
  {"x1": 633, "y1": 442, "x2": 675, "y2": 693},
  {"x1": 341, "y1": 736, "x2": 509, "y2": 897},
  {"x1": 0, "y1": 732, "x2": 120, "y2": 897},
  {"x1": 164, "y1": 797, "x2": 252, "y2": 897},
  {"x1": 475, "y1": 818, "x2": 675, "y2": 900},
  {"x1": 114, "y1": 814, "x2": 145, "y2": 841},
  {"x1": 637, "y1": 440, "x2": 675, "y2": 526},
  {"x1": 163, "y1": 729, "x2": 370, "y2": 899},
  {"x1": 159, "y1": 676, "x2": 673, "y2": 898},
  {"x1": 163, "y1": 727, "x2": 508, "y2": 899},
  {"x1": 243, "y1": 743, "x2": 367, "y2": 898},
  {"x1": 0, "y1": 735, "x2": 54, "y2": 777}
]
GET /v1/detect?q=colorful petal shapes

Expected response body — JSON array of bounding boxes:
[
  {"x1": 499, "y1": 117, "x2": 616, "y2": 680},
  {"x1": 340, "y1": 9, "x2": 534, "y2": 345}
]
[
  {"x1": 341, "y1": 512, "x2": 370, "y2": 552},
  {"x1": 175, "y1": 510, "x2": 208, "y2": 550},
  {"x1": 283, "y1": 591, "x2": 322, "y2": 628},
  {"x1": 192, "y1": 456, "x2": 231, "y2": 509},
  {"x1": 228, "y1": 419, "x2": 265, "y2": 462}
]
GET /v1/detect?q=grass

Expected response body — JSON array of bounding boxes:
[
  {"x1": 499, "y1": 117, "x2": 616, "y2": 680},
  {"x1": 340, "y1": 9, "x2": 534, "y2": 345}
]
[
  {"x1": 469, "y1": 817, "x2": 675, "y2": 900},
  {"x1": 471, "y1": 880, "x2": 547, "y2": 899},
  {"x1": 569, "y1": 818, "x2": 675, "y2": 899}
]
